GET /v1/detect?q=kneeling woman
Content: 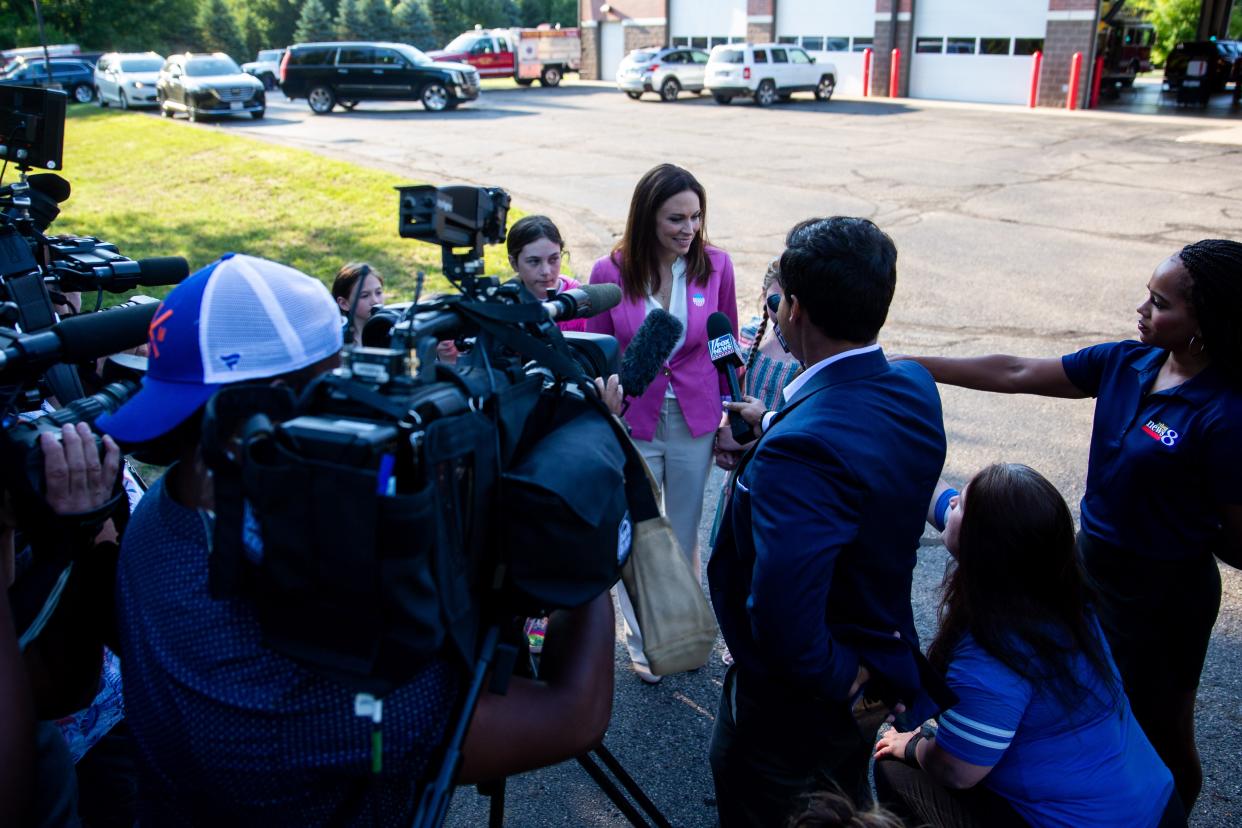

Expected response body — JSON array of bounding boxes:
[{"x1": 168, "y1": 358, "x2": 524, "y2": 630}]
[{"x1": 874, "y1": 464, "x2": 1183, "y2": 828}]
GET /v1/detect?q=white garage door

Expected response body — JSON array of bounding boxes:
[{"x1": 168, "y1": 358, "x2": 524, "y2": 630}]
[{"x1": 600, "y1": 21, "x2": 624, "y2": 81}]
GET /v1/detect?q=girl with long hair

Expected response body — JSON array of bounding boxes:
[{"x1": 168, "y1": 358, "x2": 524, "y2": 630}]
[
  {"x1": 506, "y1": 214, "x2": 587, "y2": 333},
  {"x1": 874, "y1": 464, "x2": 1182, "y2": 828},
  {"x1": 331, "y1": 262, "x2": 384, "y2": 345},
  {"x1": 586, "y1": 163, "x2": 738, "y2": 683}
]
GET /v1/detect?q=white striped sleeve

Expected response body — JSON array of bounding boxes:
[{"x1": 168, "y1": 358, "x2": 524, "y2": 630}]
[{"x1": 935, "y1": 636, "x2": 1031, "y2": 767}]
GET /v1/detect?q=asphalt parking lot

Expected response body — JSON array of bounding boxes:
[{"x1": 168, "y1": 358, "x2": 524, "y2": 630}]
[{"x1": 194, "y1": 82, "x2": 1242, "y2": 825}]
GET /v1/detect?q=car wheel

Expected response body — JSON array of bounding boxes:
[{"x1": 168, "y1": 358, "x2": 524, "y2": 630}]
[
  {"x1": 97, "y1": 91, "x2": 109, "y2": 108},
  {"x1": 261, "y1": 73, "x2": 276, "y2": 91},
  {"x1": 159, "y1": 94, "x2": 172, "y2": 117},
  {"x1": 660, "y1": 77, "x2": 681, "y2": 102},
  {"x1": 516, "y1": 78, "x2": 534, "y2": 86},
  {"x1": 307, "y1": 85, "x2": 336, "y2": 114},
  {"x1": 755, "y1": 80, "x2": 776, "y2": 107},
  {"x1": 625, "y1": 91, "x2": 642, "y2": 100},
  {"x1": 250, "y1": 108, "x2": 265, "y2": 120},
  {"x1": 815, "y1": 74, "x2": 836, "y2": 101},
  {"x1": 72, "y1": 83, "x2": 94, "y2": 104},
  {"x1": 421, "y1": 82, "x2": 450, "y2": 112},
  {"x1": 187, "y1": 106, "x2": 199, "y2": 122},
  {"x1": 540, "y1": 65, "x2": 562, "y2": 87},
  {"x1": 713, "y1": 93, "x2": 733, "y2": 105},
  {"x1": 119, "y1": 90, "x2": 129, "y2": 110}
]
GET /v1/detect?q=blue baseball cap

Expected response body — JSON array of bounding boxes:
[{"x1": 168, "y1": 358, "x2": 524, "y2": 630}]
[{"x1": 97, "y1": 253, "x2": 343, "y2": 445}]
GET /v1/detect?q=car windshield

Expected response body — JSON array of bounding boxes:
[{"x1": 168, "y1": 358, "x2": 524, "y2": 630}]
[
  {"x1": 443, "y1": 34, "x2": 480, "y2": 52},
  {"x1": 120, "y1": 58, "x2": 163, "y2": 72},
  {"x1": 258, "y1": 50, "x2": 283, "y2": 62},
  {"x1": 712, "y1": 49, "x2": 745, "y2": 64},
  {"x1": 185, "y1": 57, "x2": 240, "y2": 76},
  {"x1": 396, "y1": 44, "x2": 431, "y2": 65}
]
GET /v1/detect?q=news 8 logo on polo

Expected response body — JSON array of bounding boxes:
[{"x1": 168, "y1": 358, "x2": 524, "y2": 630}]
[{"x1": 709, "y1": 333, "x2": 737, "y2": 363}]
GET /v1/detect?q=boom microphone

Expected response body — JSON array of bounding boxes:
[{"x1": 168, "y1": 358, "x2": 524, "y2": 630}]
[
  {"x1": 0, "y1": 301, "x2": 159, "y2": 379},
  {"x1": 541, "y1": 283, "x2": 622, "y2": 323},
  {"x1": 619, "y1": 308, "x2": 682, "y2": 402},
  {"x1": 706, "y1": 311, "x2": 753, "y2": 444}
]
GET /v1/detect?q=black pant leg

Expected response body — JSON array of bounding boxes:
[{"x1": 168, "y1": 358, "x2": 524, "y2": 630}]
[
  {"x1": 874, "y1": 758, "x2": 1030, "y2": 828},
  {"x1": 709, "y1": 666, "x2": 867, "y2": 827}
]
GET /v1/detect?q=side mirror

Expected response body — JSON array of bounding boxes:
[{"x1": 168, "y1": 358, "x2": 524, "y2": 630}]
[{"x1": 810, "y1": 56, "x2": 817, "y2": 63}]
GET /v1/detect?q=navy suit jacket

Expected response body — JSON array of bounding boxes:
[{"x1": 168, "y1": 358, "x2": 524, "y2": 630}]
[{"x1": 708, "y1": 347, "x2": 948, "y2": 723}]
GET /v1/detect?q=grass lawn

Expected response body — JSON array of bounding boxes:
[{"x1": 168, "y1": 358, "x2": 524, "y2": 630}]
[{"x1": 46, "y1": 106, "x2": 524, "y2": 303}]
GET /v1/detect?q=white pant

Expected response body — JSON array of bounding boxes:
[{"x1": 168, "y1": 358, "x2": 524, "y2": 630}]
[{"x1": 615, "y1": 397, "x2": 716, "y2": 667}]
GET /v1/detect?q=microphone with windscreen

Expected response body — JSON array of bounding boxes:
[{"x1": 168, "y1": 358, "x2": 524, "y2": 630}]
[
  {"x1": 541, "y1": 283, "x2": 622, "y2": 323},
  {"x1": 618, "y1": 308, "x2": 682, "y2": 413},
  {"x1": 706, "y1": 311, "x2": 754, "y2": 444}
]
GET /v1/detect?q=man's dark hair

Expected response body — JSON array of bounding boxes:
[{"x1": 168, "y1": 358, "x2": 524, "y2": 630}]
[{"x1": 777, "y1": 217, "x2": 897, "y2": 343}]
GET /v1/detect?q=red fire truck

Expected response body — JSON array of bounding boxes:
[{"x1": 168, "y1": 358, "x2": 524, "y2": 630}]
[{"x1": 429, "y1": 26, "x2": 580, "y2": 87}]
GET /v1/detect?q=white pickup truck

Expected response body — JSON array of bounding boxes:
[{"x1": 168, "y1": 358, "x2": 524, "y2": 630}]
[{"x1": 242, "y1": 48, "x2": 284, "y2": 90}]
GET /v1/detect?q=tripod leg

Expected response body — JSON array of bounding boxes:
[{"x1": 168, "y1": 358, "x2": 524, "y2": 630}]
[
  {"x1": 575, "y1": 753, "x2": 655, "y2": 827},
  {"x1": 591, "y1": 745, "x2": 674, "y2": 828},
  {"x1": 485, "y1": 778, "x2": 506, "y2": 828}
]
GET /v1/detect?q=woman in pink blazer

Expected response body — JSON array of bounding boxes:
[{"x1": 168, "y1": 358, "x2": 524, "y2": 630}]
[{"x1": 587, "y1": 163, "x2": 738, "y2": 683}]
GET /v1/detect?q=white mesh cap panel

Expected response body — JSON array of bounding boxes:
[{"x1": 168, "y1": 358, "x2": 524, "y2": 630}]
[{"x1": 199, "y1": 254, "x2": 343, "y2": 384}]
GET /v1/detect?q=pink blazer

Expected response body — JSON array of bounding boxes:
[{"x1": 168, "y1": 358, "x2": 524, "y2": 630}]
[
  {"x1": 556, "y1": 275, "x2": 587, "y2": 333},
  {"x1": 586, "y1": 246, "x2": 739, "y2": 440}
]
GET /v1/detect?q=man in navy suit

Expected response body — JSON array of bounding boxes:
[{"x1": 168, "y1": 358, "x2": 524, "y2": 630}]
[{"x1": 707, "y1": 217, "x2": 947, "y2": 826}]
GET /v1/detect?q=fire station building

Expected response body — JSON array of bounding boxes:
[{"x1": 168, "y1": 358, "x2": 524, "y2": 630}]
[{"x1": 579, "y1": 0, "x2": 1108, "y2": 108}]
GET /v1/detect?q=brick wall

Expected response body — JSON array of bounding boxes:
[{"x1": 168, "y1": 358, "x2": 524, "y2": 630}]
[
  {"x1": 747, "y1": 22, "x2": 773, "y2": 43},
  {"x1": 1038, "y1": 19, "x2": 1096, "y2": 107},
  {"x1": 624, "y1": 24, "x2": 667, "y2": 54},
  {"x1": 872, "y1": 1, "x2": 913, "y2": 98},
  {"x1": 580, "y1": 25, "x2": 599, "y2": 80}
]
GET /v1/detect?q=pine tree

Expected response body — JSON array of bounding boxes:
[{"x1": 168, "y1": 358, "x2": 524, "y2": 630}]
[
  {"x1": 393, "y1": 0, "x2": 437, "y2": 50},
  {"x1": 426, "y1": 0, "x2": 467, "y2": 47},
  {"x1": 359, "y1": 0, "x2": 397, "y2": 40},
  {"x1": 335, "y1": 0, "x2": 367, "y2": 39},
  {"x1": 295, "y1": 0, "x2": 337, "y2": 42},
  {"x1": 197, "y1": 0, "x2": 247, "y2": 59}
]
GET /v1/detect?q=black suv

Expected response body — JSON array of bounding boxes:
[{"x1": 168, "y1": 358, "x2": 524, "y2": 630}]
[
  {"x1": 0, "y1": 58, "x2": 95, "y2": 103},
  {"x1": 280, "y1": 42, "x2": 480, "y2": 113},
  {"x1": 157, "y1": 53, "x2": 265, "y2": 122}
]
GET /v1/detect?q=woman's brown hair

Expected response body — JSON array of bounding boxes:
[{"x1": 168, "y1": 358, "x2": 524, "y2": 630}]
[
  {"x1": 612, "y1": 164, "x2": 712, "y2": 299},
  {"x1": 331, "y1": 262, "x2": 382, "y2": 303}
]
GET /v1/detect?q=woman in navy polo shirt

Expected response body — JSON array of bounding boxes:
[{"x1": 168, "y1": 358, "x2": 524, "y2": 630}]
[{"x1": 903, "y1": 239, "x2": 1242, "y2": 813}]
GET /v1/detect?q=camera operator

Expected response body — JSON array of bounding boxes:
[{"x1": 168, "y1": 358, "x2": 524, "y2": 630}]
[
  {"x1": 3, "y1": 421, "x2": 123, "y2": 826},
  {"x1": 94, "y1": 253, "x2": 614, "y2": 824}
]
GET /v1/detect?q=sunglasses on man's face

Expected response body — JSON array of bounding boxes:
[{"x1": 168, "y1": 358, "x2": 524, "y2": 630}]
[{"x1": 766, "y1": 293, "x2": 781, "y2": 317}]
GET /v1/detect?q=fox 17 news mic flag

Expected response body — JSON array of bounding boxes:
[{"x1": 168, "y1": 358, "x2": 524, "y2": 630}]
[{"x1": 706, "y1": 312, "x2": 753, "y2": 444}]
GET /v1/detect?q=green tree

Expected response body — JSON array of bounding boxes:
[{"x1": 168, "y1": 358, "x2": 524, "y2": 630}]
[
  {"x1": 518, "y1": 0, "x2": 576, "y2": 28},
  {"x1": 393, "y1": 0, "x2": 437, "y2": 49},
  {"x1": 426, "y1": 0, "x2": 467, "y2": 45},
  {"x1": 359, "y1": 0, "x2": 397, "y2": 40},
  {"x1": 335, "y1": 0, "x2": 366, "y2": 39},
  {"x1": 295, "y1": 0, "x2": 338, "y2": 42},
  {"x1": 1131, "y1": 0, "x2": 1201, "y2": 65},
  {"x1": 197, "y1": 0, "x2": 247, "y2": 58}
]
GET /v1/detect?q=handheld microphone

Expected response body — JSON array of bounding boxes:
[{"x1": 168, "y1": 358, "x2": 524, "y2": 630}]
[
  {"x1": 0, "y1": 300, "x2": 159, "y2": 380},
  {"x1": 706, "y1": 311, "x2": 753, "y2": 444},
  {"x1": 619, "y1": 308, "x2": 683, "y2": 406},
  {"x1": 540, "y1": 283, "x2": 622, "y2": 323}
]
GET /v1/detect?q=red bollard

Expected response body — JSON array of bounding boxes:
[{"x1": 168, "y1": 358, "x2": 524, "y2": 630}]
[
  {"x1": 862, "y1": 48, "x2": 872, "y2": 97},
  {"x1": 1066, "y1": 51, "x2": 1082, "y2": 110},
  {"x1": 1028, "y1": 50, "x2": 1042, "y2": 108},
  {"x1": 1090, "y1": 55, "x2": 1104, "y2": 108},
  {"x1": 889, "y1": 48, "x2": 901, "y2": 98}
]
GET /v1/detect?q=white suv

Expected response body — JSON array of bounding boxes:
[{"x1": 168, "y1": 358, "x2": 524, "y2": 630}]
[
  {"x1": 616, "y1": 46, "x2": 710, "y2": 101},
  {"x1": 704, "y1": 43, "x2": 836, "y2": 106},
  {"x1": 94, "y1": 52, "x2": 165, "y2": 109}
]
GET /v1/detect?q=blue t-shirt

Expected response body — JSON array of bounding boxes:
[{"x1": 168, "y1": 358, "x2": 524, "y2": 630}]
[
  {"x1": 117, "y1": 472, "x2": 461, "y2": 826},
  {"x1": 1062, "y1": 340, "x2": 1242, "y2": 561},
  {"x1": 936, "y1": 628, "x2": 1173, "y2": 828}
]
